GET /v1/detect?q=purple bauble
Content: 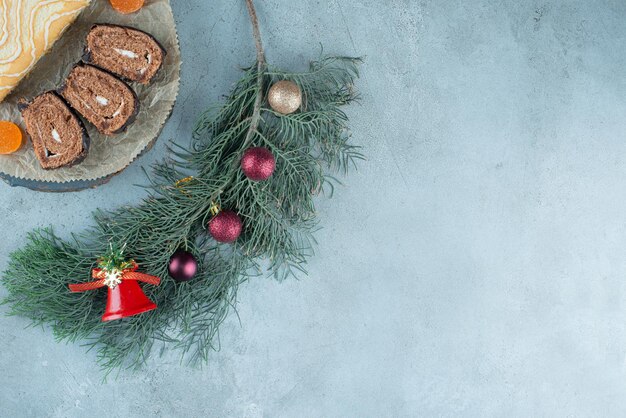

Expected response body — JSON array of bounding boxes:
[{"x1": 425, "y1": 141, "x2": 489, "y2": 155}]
[
  {"x1": 209, "y1": 210, "x2": 243, "y2": 243},
  {"x1": 241, "y1": 147, "x2": 276, "y2": 181},
  {"x1": 168, "y1": 250, "x2": 198, "y2": 282}
]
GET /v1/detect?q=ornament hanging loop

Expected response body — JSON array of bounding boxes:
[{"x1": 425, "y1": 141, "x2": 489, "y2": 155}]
[{"x1": 209, "y1": 201, "x2": 221, "y2": 217}]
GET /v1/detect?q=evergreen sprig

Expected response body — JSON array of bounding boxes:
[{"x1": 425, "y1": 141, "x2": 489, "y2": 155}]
[
  {"x1": 97, "y1": 243, "x2": 134, "y2": 272},
  {"x1": 1, "y1": 0, "x2": 361, "y2": 375}
]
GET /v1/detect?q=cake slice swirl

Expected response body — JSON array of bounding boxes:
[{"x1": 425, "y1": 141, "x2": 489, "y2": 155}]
[
  {"x1": 60, "y1": 63, "x2": 138, "y2": 135},
  {"x1": 84, "y1": 24, "x2": 165, "y2": 84},
  {"x1": 19, "y1": 91, "x2": 89, "y2": 169}
]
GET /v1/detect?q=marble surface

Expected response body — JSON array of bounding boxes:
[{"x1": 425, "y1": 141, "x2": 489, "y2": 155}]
[{"x1": 2, "y1": 0, "x2": 626, "y2": 416}]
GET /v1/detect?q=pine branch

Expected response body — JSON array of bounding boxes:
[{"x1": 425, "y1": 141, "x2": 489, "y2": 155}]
[
  {"x1": 245, "y1": 0, "x2": 265, "y2": 67},
  {"x1": 1, "y1": 0, "x2": 362, "y2": 373}
]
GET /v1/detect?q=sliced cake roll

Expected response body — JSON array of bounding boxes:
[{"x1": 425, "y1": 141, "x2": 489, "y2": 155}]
[
  {"x1": 19, "y1": 92, "x2": 89, "y2": 170},
  {"x1": 60, "y1": 64, "x2": 139, "y2": 136},
  {"x1": 84, "y1": 24, "x2": 166, "y2": 85}
]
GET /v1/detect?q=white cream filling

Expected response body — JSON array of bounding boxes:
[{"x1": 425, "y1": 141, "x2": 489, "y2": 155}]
[
  {"x1": 44, "y1": 148, "x2": 59, "y2": 158},
  {"x1": 139, "y1": 54, "x2": 152, "y2": 75},
  {"x1": 112, "y1": 99, "x2": 125, "y2": 118},
  {"x1": 51, "y1": 128, "x2": 61, "y2": 143},
  {"x1": 113, "y1": 48, "x2": 139, "y2": 59},
  {"x1": 95, "y1": 95, "x2": 109, "y2": 106}
]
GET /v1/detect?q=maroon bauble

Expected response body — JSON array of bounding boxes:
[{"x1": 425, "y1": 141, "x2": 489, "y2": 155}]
[
  {"x1": 168, "y1": 250, "x2": 198, "y2": 282},
  {"x1": 241, "y1": 147, "x2": 275, "y2": 181},
  {"x1": 209, "y1": 210, "x2": 243, "y2": 243}
]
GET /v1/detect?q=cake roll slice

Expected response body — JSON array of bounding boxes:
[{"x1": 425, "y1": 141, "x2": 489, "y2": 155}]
[
  {"x1": 60, "y1": 64, "x2": 139, "y2": 136},
  {"x1": 84, "y1": 24, "x2": 166, "y2": 84},
  {"x1": 19, "y1": 92, "x2": 90, "y2": 170}
]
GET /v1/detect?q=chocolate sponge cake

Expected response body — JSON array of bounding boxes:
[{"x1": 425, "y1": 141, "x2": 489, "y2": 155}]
[
  {"x1": 84, "y1": 24, "x2": 165, "y2": 84},
  {"x1": 60, "y1": 64, "x2": 138, "y2": 136},
  {"x1": 19, "y1": 92, "x2": 89, "y2": 170}
]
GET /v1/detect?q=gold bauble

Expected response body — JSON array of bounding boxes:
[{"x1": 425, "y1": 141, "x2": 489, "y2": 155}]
[{"x1": 268, "y1": 80, "x2": 302, "y2": 115}]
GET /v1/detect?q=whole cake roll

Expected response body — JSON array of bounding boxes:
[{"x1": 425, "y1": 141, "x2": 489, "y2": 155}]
[
  {"x1": 60, "y1": 64, "x2": 138, "y2": 136},
  {"x1": 19, "y1": 92, "x2": 90, "y2": 170},
  {"x1": 84, "y1": 24, "x2": 165, "y2": 84},
  {"x1": 0, "y1": 0, "x2": 91, "y2": 102}
]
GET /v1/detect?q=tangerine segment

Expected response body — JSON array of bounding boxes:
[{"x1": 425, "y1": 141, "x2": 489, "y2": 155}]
[
  {"x1": 0, "y1": 121, "x2": 23, "y2": 154},
  {"x1": 109, "y1": 0, "x2": 145, "y2": 14}
]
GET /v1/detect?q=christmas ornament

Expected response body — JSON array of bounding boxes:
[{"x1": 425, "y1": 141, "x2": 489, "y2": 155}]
[
  {"x1": 209, "y1": 210, "x2": 243, "y2": 243},
  {"x1": 109, "y1": 0, "x2": 144, "y2": 14},
  {"x1": 0, "y1": 121, "x2": 23, "y2": 154},
  {"x1": 168, "y1": 250, "x2": 198, "y2": 282},
  {"x1": 268, "y1": 80, "x2": 302, "y2": 114},
  {"x1": 68, "y1": 249, "x2": 161, "y2": 322},
  {"x1": 241, "y1": 147, "x2": 276, "y2": 181}
]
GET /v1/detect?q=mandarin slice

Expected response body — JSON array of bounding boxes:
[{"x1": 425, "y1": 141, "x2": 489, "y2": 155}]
[
  {"x1": 0, "y1": 121, "x2": 23, "y2": 154},
  {"x1": 109, "y1": 0, "x2": 145, "y2": 14}
]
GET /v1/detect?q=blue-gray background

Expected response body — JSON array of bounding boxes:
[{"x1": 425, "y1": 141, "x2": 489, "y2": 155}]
[{"x1": 2, "y1": 0, "x2": 626, "y2": 416}]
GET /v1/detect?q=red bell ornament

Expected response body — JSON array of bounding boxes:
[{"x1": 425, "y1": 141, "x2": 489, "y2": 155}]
[
  {"x1": 69, "y1": 260, "x2": 161, "y2": 322},
  {"x1": 101, "y1": 280, "x2": 157, "y2": 321}
]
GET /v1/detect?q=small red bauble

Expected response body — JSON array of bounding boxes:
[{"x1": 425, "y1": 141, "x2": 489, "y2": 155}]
[
  {"x1": 209, "y1": 210, "x2": 243, "y2": 243},
  {"x1": 168, "y1": 250, "x2": 198, "y2": 282},
  {"x1": 241, "y1": 147, "x2": 275, "y2": 181}
]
